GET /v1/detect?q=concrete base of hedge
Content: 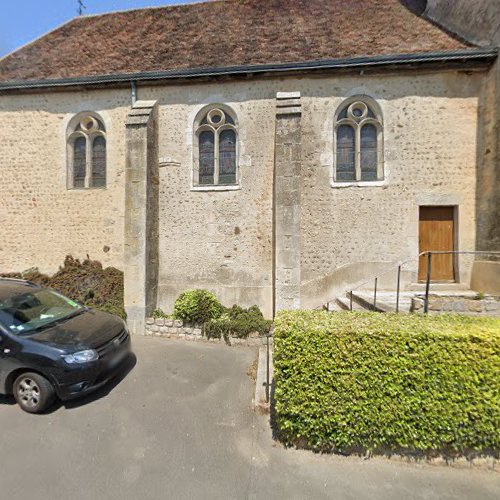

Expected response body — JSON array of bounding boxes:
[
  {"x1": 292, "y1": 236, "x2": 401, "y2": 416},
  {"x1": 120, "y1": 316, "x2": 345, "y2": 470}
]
[
  {"x1": 145, "y1": 318, "x2": 273, "y2": 347},
  {"x1": 255, "y1": 346, "x2": 274, "y2": 413}
]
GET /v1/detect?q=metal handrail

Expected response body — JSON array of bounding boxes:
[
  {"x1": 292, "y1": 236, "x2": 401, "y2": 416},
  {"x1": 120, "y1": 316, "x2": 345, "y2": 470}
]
[
  {"x1": 266, "y1": 332, "x2": 270, "y2": 403},
  {"x1": 323, "y1": 250, "x2": 500, "y2": 314},
  {"x1": 349, "y1": 254, "x2": 422, "y2": 297},
  {"x1": 421, "y1": 251, "x2": 500, "y2": 313},
  {"x1": 318, "y1": 255, "x2": 417, "y2": 311}
]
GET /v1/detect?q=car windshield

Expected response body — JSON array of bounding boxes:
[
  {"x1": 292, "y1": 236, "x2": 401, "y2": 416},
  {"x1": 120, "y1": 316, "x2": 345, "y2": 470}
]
[{"x1": 0, "y1": 289, "x2": 84, "y2": 334}]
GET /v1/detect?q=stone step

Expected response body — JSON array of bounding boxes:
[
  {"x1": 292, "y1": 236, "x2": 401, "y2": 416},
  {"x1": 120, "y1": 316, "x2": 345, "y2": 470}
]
[
  {"x1": 348, "y1": 291, "x2": 390, "y2": 312},
  {"x1": 405, "y1": 283, "x2": 470, "y2": 292},
  {"x1": 352, "y1": 291, "x2": 414, "y2": 313},
  {"x1": 325, "y1": 288, "x2": 480, "y2": 315},
  {"x1": 326, "y1": 301, "x2": 344, "y2": 312},
  {"x1": 335, "y1": 296, "x2": 367, "y2": 311}
]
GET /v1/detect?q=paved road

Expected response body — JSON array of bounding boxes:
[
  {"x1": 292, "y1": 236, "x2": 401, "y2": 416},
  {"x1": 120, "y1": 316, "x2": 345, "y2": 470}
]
[{"x1": 0, "y1": 337, "x2": 498, "y2": 500}]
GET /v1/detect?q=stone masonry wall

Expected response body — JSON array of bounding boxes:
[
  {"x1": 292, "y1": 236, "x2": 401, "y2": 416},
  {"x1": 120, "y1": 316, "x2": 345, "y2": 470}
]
[
  {"x1": 139, "y1": 70, "x2": 484, "y2": 315},
  {"x1": 299, "y1": 70, "x2": 483, "y2": 307},
  {"x1": 140, "y1": 82, "x2": 276, "y2": 318},
  {"x1": 145, "y1": 317, "x2": 272, "y2": 347},
  {"x1": 0, "y1": 88, "x2": 131, "y2": 274},
  {"x1": 412, "y1": 294, "x2": 500, "y2": 316},
  {"x1": 0, "y1": 68, "x2": 487, "y2": 318}
]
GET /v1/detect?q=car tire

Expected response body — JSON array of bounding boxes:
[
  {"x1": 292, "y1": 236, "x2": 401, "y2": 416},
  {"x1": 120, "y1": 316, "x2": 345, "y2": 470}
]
[{"x1": 13, "y1": 372, "x2": 56, "y2": 414}]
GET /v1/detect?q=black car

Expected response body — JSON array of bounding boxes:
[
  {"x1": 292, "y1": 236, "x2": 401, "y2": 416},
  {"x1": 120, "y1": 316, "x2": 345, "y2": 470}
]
[{"x1": 0, "y1": 278, "x2": 131, "y2": 413}]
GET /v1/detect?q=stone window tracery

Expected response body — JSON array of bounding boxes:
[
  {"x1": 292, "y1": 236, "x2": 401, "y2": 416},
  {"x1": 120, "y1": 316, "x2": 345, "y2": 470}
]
[
  {"x1": 67, "y1": 113, "x2": 107, "y2": 189},
  {"x1": 334, "y1": 97, "x2": 383, "y2": 183},
  {"x1": 194, "y1": 106, "x2": 238, "y2": 187}
]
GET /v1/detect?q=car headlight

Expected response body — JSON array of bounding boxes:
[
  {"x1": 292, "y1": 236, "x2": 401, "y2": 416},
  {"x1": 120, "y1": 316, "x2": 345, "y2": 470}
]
[{"x1": 63, "y1": 349, "x2": 99, "y2": 364}]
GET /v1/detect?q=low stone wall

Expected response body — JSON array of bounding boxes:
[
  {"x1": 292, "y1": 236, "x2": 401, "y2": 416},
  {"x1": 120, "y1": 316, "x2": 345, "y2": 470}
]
[
  {"x1": 471, "y1": 260, "x2": 500, "y2": 296},
  {"x1": 412, "y1": 294, "x2": 500, "y2": 316},
  {"x1": 145, "y1": 317, "x2": 273, "y2": 346}
]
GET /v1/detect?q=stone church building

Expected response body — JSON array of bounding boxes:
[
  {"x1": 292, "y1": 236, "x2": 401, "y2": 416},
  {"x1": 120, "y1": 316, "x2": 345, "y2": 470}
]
[{"x1": 0, "y1": 0, "x2": 498, "y2": 332}]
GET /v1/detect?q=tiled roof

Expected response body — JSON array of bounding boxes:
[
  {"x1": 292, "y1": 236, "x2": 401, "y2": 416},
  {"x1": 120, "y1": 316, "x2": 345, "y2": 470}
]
[{"x1": 0, "y1": 0, "x2": 470, "y2": 83}]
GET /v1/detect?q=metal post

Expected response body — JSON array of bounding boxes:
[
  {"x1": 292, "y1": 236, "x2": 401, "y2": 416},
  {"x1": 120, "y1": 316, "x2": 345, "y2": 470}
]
[
  {"x1": 396, "y1": 265, "x2": 401, "y2": 313},
  {"x1": 265, "y1": 333, "x2": 270, "y2": 403},
  {"x1": 349, "y1": 291, "x2": 353, "y2": 311},
  {"x1": 373, "y1": 277, "x2": 378, "y2": 310},
  {"x1": 424, "y1": 252, "x2": 432, "y2": 314}
]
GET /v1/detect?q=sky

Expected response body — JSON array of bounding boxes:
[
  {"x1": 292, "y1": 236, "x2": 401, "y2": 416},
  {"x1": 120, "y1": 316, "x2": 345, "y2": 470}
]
[{"x1": 0, "y1": 0, "x2": 200, "y2": 58}]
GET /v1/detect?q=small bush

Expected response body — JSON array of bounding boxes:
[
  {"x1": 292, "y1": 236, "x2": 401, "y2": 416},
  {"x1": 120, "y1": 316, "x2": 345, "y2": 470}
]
[
  {"x1": 152, "y1": 308, "x2": 172, "y2": 319},
  {"x1": 226, "y1": 304, "x2": 272, "y2": 338},
  {"x1": 173, "y1": 289, "x2": 224, "y2": 325},
  {"x1": 1, "y1": 256, "x2": 126, "y2": 319},
  {"x1": 204, "y1": 304, "x2": 272, "y2": 344},
  {"x1": 204, "y1": 312, "x2": 232, "y2": 344},
  {"x1": 273, "y1": 311, "x2": 500, "y2": 457}
]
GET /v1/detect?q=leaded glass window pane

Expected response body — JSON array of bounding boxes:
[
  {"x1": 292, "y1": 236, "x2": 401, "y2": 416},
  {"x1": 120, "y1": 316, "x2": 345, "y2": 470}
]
[
  {"x1": 199, "y1": 130, "x2": 215, "y2": 185},
  {"x1": 219, "y1": 129, "x2": 237, "y2": 185},
  {"x1": 360, "y1": 124, "x2": 378, "y2": 181},
  {"x1": 91, "y1": 136, "x2": 106, "y2": 188},
  {"x1": 338, "y1": 107, "x2": 348, "y2": 119},
  {"x1": 336, "y1": 125, "x2": 355, "y2": 181},
  {"x1": 73, "y1": 137, "x2": 86, "y2": 188}
]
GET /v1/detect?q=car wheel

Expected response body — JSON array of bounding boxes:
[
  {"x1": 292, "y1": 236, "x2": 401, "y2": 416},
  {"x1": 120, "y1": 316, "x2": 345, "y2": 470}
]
[{"x1": 13, "y1": 372, "x2": 56, "y2": 414}]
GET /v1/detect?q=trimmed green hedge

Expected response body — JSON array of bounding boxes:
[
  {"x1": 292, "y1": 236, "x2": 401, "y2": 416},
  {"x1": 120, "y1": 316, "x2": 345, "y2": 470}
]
[{"x1": 273, "y1": 311, "x2": 500, "y2": 457}]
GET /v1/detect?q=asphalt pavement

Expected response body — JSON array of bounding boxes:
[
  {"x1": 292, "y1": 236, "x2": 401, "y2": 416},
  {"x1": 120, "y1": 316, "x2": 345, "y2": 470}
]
[{"x1": 0, "y1": 336, "x2": 498, "y2": 500}]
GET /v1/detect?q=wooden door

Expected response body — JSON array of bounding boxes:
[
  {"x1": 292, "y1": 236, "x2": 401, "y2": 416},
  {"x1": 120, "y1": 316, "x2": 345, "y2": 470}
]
[{"x1": 418, "y1": 206, "x2": 455, "y2": 282}]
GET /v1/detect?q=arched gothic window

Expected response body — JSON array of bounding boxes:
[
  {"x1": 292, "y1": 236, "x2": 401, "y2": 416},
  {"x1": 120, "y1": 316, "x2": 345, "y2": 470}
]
[
  {"x1": 67, "y1": 113, "x2": 107, "y2": 189},
  {"x1": 194, "y1": 106, "x2": 238, "y2": 187},
  {"x1": 334, "y1": 97, "x2": 383, "y2": 182}
]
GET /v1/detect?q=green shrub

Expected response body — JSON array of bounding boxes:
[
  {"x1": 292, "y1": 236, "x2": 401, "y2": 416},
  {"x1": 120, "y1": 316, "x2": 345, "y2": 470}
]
[
  {"x1": 204, "y1": 304, "x2": 272, "y2": 344},
  {"x1": 173, "y1": 289, "x2": 224, "y2": 325},
  {"x1": 1, "y1": 256, "x2": 126, "y2": 319},
  {"x1": 226, "y1": 304, "x2": 272, "y2": 338},
  {"x1": 273, "y1": 311, "x2": 500, "y2": 457},
  {"x1": 204, "y1": 312, "x2": 232, "y2": 344},
  {"x1": 152, "y1": 308, "x2": 172, "y2": 319}
]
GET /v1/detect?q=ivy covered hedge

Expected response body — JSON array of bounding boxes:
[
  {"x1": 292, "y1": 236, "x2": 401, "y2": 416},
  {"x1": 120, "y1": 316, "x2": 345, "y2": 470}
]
[{"x1": 273, "y1": 311, "x2": 500, "y2": 457}]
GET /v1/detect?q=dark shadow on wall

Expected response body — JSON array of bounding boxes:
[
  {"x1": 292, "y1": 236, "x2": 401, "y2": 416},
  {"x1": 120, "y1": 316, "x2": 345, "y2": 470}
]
[
  {"x1": 399, "y1": 0, "x2": 428, "y2": 16},
  {"x1": 474, "y1": 60, "x2": 500, "y2": 259}
]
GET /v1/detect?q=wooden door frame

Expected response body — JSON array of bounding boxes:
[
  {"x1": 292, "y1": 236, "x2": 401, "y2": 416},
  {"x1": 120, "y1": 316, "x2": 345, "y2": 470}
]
[
  {"x1": 418, "y1": 205, "x2": 459, "y2": 283},
  {"x1": 452, "y1": 205, "x2": 460, "y2": 282}
]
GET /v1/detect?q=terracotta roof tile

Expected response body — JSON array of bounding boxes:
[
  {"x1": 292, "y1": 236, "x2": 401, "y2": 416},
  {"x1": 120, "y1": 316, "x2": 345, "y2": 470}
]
[{"x1": 0, "y1": 0, "x2": 469, "y2": 83}]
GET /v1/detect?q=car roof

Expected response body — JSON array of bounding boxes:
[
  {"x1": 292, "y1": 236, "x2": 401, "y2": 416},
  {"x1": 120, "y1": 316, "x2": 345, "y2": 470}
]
[{"x1": 0, "y1": 279, "x2": 41, "y2": 301}]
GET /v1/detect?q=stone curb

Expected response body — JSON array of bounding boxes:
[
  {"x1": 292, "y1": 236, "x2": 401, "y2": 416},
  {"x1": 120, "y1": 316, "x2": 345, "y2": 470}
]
[{"x1": 254, "y1": 346, "x2": 273, "y2": 413}]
